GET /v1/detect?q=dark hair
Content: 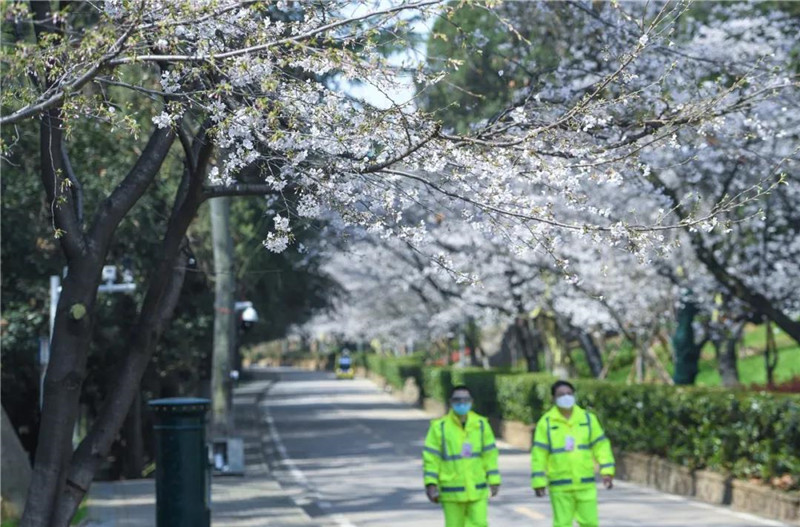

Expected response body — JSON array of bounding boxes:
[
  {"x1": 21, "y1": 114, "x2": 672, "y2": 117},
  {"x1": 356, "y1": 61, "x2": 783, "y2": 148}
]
[
  {"x1": 449, "y1": 385, "x2": 473, "y2": 399},
  {"x1": 550, "y1": 380, "x2": 575, "y2": 397}
]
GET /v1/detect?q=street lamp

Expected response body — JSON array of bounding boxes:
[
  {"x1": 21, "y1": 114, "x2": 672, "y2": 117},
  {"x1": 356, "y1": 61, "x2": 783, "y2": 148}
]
[{"x1": 231, "y1": 301, "x2": 258, "y2": 375}]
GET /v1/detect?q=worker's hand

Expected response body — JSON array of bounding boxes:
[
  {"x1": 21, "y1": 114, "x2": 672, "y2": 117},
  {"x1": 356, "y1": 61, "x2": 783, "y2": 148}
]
[
  {"x1": 603, "y1": 475, "x2": 614, "y2": 489},
  {"x1": 490, "y1": 485, "x2": 500, "y2": 497},
  {"x1": 425, "y1": 484, "x2": 440, "y2": 503},
  {"x1": 534, "y1": 487, "x2": 547, "y2": 497}
]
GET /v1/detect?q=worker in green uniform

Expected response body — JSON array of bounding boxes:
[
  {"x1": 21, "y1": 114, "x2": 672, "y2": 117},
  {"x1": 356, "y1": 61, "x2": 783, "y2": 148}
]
[
  {"x1": 423, "y1": 385, "x2": 501, "y2": 527},
  {"x1": 531, "y1": 380, "x2": 615, "y2": 527}
]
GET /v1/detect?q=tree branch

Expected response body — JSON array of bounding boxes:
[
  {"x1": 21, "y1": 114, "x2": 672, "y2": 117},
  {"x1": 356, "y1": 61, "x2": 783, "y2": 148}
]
[
  {"x1": 87, "y1": 126, "x2": 175, "y2": 249},
  {"x1": 202, "y1": 183, "x2": 279, "y2": 199},
  {"x1": 1, "y1": 21, "x2": 138, "y2": 125},
  {"x1": 41, "y1": 109, "x2": 87, "y2": 260},
  {"x1": 60, "y1": 139, "x2": 84, "y2": 225},
  {"x1": 108, "y1": 0, "x2": 443, "y2": 66}
]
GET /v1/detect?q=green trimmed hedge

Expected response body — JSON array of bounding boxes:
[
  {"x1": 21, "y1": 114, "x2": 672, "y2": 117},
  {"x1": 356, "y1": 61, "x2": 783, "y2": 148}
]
[
  {"x1": 367, "y1": 355, "x2": 800, "y2": 489},
  {"x1": 365, "y1": 354, "x2": 424, "y2": 391}
]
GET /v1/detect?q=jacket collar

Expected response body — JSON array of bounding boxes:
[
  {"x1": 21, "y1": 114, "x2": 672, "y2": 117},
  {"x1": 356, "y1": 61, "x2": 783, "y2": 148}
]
[
  {"x1": 546, "y1": 404, "x2": 585, "y2": 424},
  {"x1": 447, "y1": 409, "x2": 476, "y2": 428}
]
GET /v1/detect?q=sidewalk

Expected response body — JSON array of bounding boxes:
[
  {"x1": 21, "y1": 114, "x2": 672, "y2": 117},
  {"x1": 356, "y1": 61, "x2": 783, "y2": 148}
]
[{"x1": 84, "y1": 377, "x2": 318, "y2": 526}]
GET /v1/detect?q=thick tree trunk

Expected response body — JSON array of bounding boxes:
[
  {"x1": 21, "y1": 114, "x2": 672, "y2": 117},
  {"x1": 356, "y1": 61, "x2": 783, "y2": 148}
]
[
  {"x1": 514, "y1": 316, "x2": 540, "y2": 372},
  {"x1": 23, "y1": 265, "x2": 101, "y2": 527},
  {"x1": 120, "y1": 392, "x2": 144, "y2": 479},
  {"x1": 51, "y1": 227, "x2": 195, "y2": 525},
  {"x1": 765, "y1": 320, "x2": 779, "y2": 389},
  {"x1": 578, "y1": 331, "x2": 603, "y2": 378},
  {"x1": 714, "y1": 322, "x2": 743, "y2": 388},
  {"x1": 23, "y1": 129, "x2": 175, "y2": 527},
  {"x1": 46, "y1": 131, "x2": 202, "y2": 526},
  {"x1": 21, "y1": 105, "x2": 102, "y2": 527}
]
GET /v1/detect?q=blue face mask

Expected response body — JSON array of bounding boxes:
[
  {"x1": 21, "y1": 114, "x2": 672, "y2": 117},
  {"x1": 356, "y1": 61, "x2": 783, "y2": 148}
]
[{"x1": 452, "y1": 402, "x2": 472, "y2": 416}]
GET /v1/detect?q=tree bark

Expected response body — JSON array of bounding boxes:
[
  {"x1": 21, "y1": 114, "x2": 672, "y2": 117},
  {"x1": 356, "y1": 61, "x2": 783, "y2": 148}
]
[
  {"x1": 577, "y1": 331, "x2": 603, "y2": 378},
  {"x1": 120, "y1": 392, "x2": 144, "y2": 480},
  {"x1": 51, "y1": 218, "x2": 197, "y2": 526},
  {"x1": 765, "y1": 320, "x2": 779, "y2": 389},
  {"x1": 713, "y1": 321, "x2": 743, "y2": 388},
  {"x1": 514, "y1": 316, "x2": 541, "y2": 372}
]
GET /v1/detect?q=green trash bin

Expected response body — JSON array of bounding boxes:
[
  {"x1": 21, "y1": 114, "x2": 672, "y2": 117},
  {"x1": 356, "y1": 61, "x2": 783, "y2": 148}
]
[{"x1": 148, "y1": 397, "x2": 211, "y2": 527}]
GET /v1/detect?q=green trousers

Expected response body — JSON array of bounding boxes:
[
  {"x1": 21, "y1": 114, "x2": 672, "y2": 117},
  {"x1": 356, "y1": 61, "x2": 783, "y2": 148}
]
[
  {"x1": 550, "y1": 487, "x2": 598, "y2": 527},
  {"x1": 441, "y1": 499, "x2": 488, "y2": 527}
]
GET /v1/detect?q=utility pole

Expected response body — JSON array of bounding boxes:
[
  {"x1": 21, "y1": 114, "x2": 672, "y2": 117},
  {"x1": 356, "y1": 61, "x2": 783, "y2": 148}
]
[{"x1": 210, "y1": 196, "x2": 235, "y2": 435}]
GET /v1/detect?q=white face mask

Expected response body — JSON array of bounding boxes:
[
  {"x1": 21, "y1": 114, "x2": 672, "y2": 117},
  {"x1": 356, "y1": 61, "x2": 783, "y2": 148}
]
[{"x1": 555, "y1": 394, "x2": 575, "y2": 409}]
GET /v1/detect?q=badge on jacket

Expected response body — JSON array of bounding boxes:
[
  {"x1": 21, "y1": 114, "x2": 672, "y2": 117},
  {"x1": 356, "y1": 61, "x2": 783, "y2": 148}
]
[
  {"x1": 564, "y1": 436, "x2": 575, "y2": 451},
  {"x1": 461, "y1": 442, "x2": 473, "y2": 457}
]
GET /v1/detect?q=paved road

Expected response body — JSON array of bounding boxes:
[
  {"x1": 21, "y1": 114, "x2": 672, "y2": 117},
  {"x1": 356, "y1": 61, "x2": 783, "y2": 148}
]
[{"x1": 259, "y1": 368, "x2": 790, "y2": 527}]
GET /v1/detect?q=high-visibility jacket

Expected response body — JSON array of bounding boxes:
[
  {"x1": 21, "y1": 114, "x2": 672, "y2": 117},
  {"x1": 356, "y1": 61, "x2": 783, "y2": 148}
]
[
  {"x1": 530, "y1": 405, "x2": 615, "y2": 492},
  {"x1": 423, "y1": 410, "x2": 501, "y2": 502}
]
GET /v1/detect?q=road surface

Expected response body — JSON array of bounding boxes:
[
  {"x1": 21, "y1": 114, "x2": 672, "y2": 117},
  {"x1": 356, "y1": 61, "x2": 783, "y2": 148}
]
[{"x1": 258, "y1": 368, "x2": 789, "y2": 527}]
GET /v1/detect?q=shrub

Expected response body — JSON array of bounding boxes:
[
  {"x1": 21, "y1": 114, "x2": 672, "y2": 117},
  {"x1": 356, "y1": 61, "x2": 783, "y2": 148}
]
[{"x1": 365, "y1": 353, "x2": 423, "y2": 391}]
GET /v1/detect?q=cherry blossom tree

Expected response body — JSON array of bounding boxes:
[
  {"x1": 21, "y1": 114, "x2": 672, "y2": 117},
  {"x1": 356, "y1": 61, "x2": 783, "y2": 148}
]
[
  {"x1": 2, "y1": 1, "x2": 798, "y2": 525},
  {"x1": 312, "y1": 0, "x2": 800, "y2": 383}
]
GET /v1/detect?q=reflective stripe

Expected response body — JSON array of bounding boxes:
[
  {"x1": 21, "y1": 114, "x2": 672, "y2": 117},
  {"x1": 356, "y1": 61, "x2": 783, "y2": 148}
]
[
  {"x1": 578, "y1": 445, "x2": 590, "y2": 450},
  {"x1": 600, "y1": 463, "x2": 615, "y2": 469},
  {"x1": 580, "y1": 477, "x2": 596, "y2": 483},
  {"x1": 441, "y1": 421, "x2": 446, "y2": 459},
  {"x1": 546, "y1": 417, "x2": 552, "y2": 451},
  {"x1": 549, "y1": 479, "x2": 572, "y2": 486},
  {"x1": 533, "y1": 441, "x2": 550, "y2": 451},
  {"x1": 443, "y1": 453, "x2": 481, "y2": 460},
  {"x1": 586, "y1": 411, "x2": 592, "y2": 440},
  {"x1": 424, "y1": 446, "x2": 441, "y2": 457},
  {"x1": 590, "y1": 434, "x2": 607, "y2": 447},
  {"x1": 531, "y1": 471, "x2": 546, "y2": 478},
  {"x1": 482, "y1": 442, "x2": 497, "y2": 452},
  {"x1": 441, "y1": 486, "x2": 466, "y2": 492},
  {"x1": 475, "y1": 483, "x2": 488, "y2": 489},
  {"x1": 550, "y1": 448, "x2": 567, "y2": 454},
  {"x1": 480, "y1": 419, "x2": 485, "y2": 453},
  {"x1": 486, "y1": 470, "x2": 500, "y2": 476},
  {"x1": 424, "y1": 471, "x2": 439, "y2": 479}
]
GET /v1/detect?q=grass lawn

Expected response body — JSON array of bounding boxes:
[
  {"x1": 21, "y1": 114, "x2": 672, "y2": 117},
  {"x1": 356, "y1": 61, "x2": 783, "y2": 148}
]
[
  {"x1": 695, "y1": 343, "x2": 800, "y2": 387},
  {"x1": 573, "y1": 323, "x2": 800, "y2": 388}
]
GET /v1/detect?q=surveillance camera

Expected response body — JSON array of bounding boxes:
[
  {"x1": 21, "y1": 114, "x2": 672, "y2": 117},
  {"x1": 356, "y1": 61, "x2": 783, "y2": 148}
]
[
  {"x1": 241, "y1": 306, "x2": 258, "y2": 323},
  {"x1": 101, "y1": 265, "x2": 117, "y2": 283},
  {"x1": 240, "y1": 306, "x2": 258, "y2": 332}
]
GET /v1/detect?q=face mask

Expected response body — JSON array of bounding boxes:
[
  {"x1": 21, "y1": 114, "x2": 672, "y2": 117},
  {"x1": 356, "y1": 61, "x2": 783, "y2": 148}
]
[
  {"x1": 555, "y1": 394, "x2": 575, "y2": 409},
  {"x1": 452, "y1": 402, "x2": 472, "y2": 416}
]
